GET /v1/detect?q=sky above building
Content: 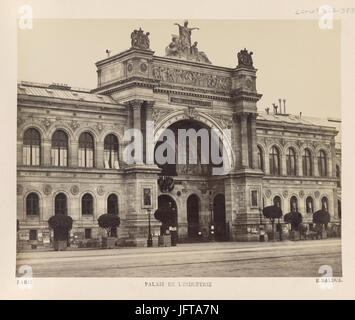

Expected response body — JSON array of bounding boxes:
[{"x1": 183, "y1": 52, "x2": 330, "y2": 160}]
[{"x1": 18, "y1": 19, "x2": 341, "y2": 118}]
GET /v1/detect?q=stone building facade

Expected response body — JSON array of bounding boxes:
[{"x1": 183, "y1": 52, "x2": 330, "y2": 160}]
[{"x1": 17, "y1": 25, "x2": 341, "y2": 249}]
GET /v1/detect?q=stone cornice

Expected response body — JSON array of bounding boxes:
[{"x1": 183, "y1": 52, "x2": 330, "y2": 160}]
[
  {"x1": 256, "y1": 119, "x2": 338, "y2": 136},
  {"x1": 95, "y1": 48, "x2": 155, "y2": 68},
  {"x1": 152, "y1": 55, "x2": 233, "y2": 73},
  {"x1": 17, "y1": 94, "x2": 125, "y2": 109},
  {"x1": 17, "y1": 98, "x2": 128, "y2": 117},
  {"x1": 92, "y1": 77, "x2": 157, "y2": 95},
  {"x1": 153, "y1": 86, "x2": 231, "y2": 101}
]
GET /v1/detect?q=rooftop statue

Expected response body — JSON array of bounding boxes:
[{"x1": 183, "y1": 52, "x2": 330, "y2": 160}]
[
  {"x1": 165, "y1": 20, "x2": 211, "y2": 64},
  {"x1": 237, "y1": 48, "x2": 254, "y2": 68},
  {"x1": 131, "y1": 28, "x2": 150, "y2": 50}
]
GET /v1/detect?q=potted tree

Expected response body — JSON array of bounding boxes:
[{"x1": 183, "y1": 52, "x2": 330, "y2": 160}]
[
  {"x1": 284, "y1": 211, "x2": 303, "y2": 241},
  {"x1": 262, "y1": 206, "x2": 283, "y2": 241},
  {"x1": 154, "y1": 207, "x2": 173, "y2": 247},
  {"x1": 98, "y1": 213, "x2": 121, "y2": 248},
  {"x1": 48, "y1": 215, "x2": 73, "y2": 251},
  {"x1": 313, "y1": 209, "x2": 331, "y2": 239}
]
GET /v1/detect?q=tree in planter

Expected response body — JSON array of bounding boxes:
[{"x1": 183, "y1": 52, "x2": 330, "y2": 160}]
[
  {"x1": 284, "y1": 211, "x2": 303, "y2": 240},
  {"x1": 97, "y1": 213, "x2": 121, "y2": 248},
  {"x1": 154, "y1": 205, "x2": 177, "y2": 247},
  {"x1": 154, "y1": 206, "x2": 175, "y2": 235},
  {"x1": 48, "y1": 215, "x2": 73, "y2": 251},
  {"x1": 262, "y1": 205, "x2": 282, "y2": 241},
  {"x1": 313, "y1": 209, "x2": 331, "y2": 239}
]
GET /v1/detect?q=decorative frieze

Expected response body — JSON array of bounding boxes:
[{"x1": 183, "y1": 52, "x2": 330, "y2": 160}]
[{"x1": 152, "y1": 66, "x2": 232, "y2": 91}]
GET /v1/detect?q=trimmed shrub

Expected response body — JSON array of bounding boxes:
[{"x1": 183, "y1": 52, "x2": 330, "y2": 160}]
[{"x1": 98, "y1": 213, "x2": 121, "y2": 237}]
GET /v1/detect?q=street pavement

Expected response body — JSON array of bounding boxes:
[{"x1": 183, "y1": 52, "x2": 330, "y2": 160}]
[{"x1": 16, "y1": 239, "x2": 341, "y2": 277}]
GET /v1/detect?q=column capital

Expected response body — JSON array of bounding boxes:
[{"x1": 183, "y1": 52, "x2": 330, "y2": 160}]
[
  {"x1": 145, "y1": 101, "x2": 155, "y2": 109},
  {"x1": 127, "y1": 99, "x2": 144, "y2": 109}
]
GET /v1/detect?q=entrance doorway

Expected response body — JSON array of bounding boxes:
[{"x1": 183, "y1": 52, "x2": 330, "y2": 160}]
[
  {"x1": 213, "y1": 194, "x2": 227, "y2": 241},
  {"x1": 157, "y1": 195, "x2": 178, "y2": 237},
  {"x1": 187, "y1": 194, "x2": 200, "y2": 240},
  {"x1": 54, "y1": 193, "x2": 69, "y2": 244}
]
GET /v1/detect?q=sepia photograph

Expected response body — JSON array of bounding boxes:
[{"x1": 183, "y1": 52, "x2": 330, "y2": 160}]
[
  {"x1": 2, "y1": 0, "x2": 355, "y2": 302},
  {"x1": 15, "y1": 17, "x2": 342, "y2": 278}
]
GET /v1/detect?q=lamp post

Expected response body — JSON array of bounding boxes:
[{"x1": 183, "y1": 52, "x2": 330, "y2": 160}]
[{"x1": 147, "y1": 208, "x2": 153, "y2": 247}]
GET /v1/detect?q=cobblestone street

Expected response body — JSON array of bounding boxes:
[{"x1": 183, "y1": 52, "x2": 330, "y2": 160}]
[{"x1": 16, "y1": 239, "x2": 341, "y2": 277}]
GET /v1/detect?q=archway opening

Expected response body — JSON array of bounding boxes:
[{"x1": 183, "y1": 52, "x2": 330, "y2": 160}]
[
  {"x1": 54, "y1": 193, "x2": 69, "y2": 243},
  {"x1": 154, "y1": 119, "x2": 225, "y2": 177},
  {"x1": 157, "y1": 195, "x2": 178, "y2": 237},
  {"x1": 187, "y1": 194, "x2": 200, "y2": 240},
  {"x1": 213, "y1": 194, "x2": 227, "y2": 241}
]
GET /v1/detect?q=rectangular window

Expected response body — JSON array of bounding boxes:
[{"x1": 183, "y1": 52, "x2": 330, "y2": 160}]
[
  {"x1": 23, "y1": 145, "x2": 31, "y2": 165},
  {"x1": 87, "y1": 149, "x2": 93, "y2": 167},
  {"x1": 32, "y1": 146, "x2": 38, "y2": 165},
  {"x1": 51, "y1": 148, "x2": 58, "y2": 166},
  {"x1": 29, "y1": 229, "x2": 37, "y2": 241},
  {"x1": 78, "y1": 148, "x2": 85, "y2": 167},
  {"x1": 85, "y1": 229, "x2": 91, "y2": 239},
  {"x1": 251, "y1": 190, "x2": 258, "y2": 207}
]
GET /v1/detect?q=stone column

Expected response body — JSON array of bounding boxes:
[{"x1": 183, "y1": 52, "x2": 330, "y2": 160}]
[
  {"x1": 313, "y1": 156, "x2": 319, "y2": 177},
  {"x1": 240, "y1": 113, "x2": 249, "y2": 168},
  {"x1": 329, "y1": 142, "x2": 336, "y2": 177},
  {"x1": 145, "y1": 101, "x2": 155, "y2": 165},
  {"x1": 297, "y1": 155, "x2": 303, "y2": 176},
  {"x1": 130, "y1": 99, "x2": 143, "y2": 132},
  {"x1": 232, "y1": 114, "x2": 241, "y2": 170},
  {"x1": 250, "y1": 113, "x2": 259, "y2": 169},
  {"x1": 146, "y1": 101, "x2": 154, "y2": 122},
  {"x1": 281, "y1": 154, "x2": 287, "y2": 176},
  {"x1": 96, "y1": 143, "x2": 104, "y2": 169},
  {"x1": 43, "y1": 138, "x2": 51, "y2": 166},
  {"x1": 70, "y1": 141, "x2": 78, "y2": 168}
]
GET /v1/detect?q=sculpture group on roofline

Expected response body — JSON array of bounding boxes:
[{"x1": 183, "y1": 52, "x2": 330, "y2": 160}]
[{"x1": 165, "y1": 20, "x2": 212, "y2": 64}]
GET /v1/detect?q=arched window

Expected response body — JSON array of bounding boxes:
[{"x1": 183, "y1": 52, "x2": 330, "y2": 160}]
[
  {"x1": 318, "y1": 150, "x2": 327, "y2": 177},
  {"x1": 273, "y1": 196, "x2": 282, "y2": 210},
  {"x1": 302, "y1": 148, "x2": 312, "y2": 176},
  {"x1": 336, "y1": 165, "x2": 341, "y2": 187},
  {"x1": 26, "y1": 193, "x2": 39, "y2": 215},
  {"x1": 269, "y1": 146, "x2": 280, "y2": 175},
  {"x1": 82, "y1": 193, "x2": 93, "y2": 215},
  {"x1": 257, "y1": 146, "x2": 264, "y2": 171},
  {"x1": 51, "y1": 130, "x2": 68, "y2": 166},
  {"x1": 321, "y1": 196, "x2": 329, "y2": 212},
  {"x1": 55, "y1": 193, "x2": 67, "y2": 215},
  {"x1": 79, "y1": 132, "x2": 94, "y2": 168},
  {"x1": 286, "y1": 148, "x2": 297, "y2": 176},
  {"x1": 290, "y1": 196, "x2": 298, "y2": 212},
  {"x1": 23, "y1": 128, "x2": 41, "y2": 166},
  {"x1": 107, "y1": 194, "x2": 118, "y2": 215},
  {"x1": 104, "y1": 134, "x2": 119, "y2": 169},
  {"x1": 306, "y1": 196, "x2": 314, "y2": 214}
]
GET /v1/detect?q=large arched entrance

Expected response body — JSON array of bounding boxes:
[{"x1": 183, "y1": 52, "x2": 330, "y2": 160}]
[
  {"x1": 154, "y1": 117, "x2": 229, "y2": 242},
  {"x1": 156, "y1": 195, "x2": 178, "y2": 237},
  {"x1": 213, "y1": 194, "x2": 227, "y2": 241},
  {"x1": 187, "y1": 194, "x2": 200, "y2": 240}
]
